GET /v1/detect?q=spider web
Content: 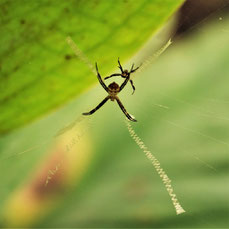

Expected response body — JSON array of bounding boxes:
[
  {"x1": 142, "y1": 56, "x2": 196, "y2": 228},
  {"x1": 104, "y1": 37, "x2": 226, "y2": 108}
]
[
  {"x1": 65, "y1": 35, "x2": 185, "y2": 215},
  {"x1": 60, "y1": 5, "x2": 229, "y2": 225}
]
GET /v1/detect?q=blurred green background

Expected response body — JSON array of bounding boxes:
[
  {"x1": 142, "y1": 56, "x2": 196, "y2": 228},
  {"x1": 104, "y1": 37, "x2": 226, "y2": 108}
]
[{"x1": 0, "y1": 0, "x2": 229, "y2": 228}]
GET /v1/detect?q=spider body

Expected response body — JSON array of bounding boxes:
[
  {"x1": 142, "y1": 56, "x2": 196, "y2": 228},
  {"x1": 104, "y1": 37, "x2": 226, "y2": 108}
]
[
  {"x1": 122, "y1": 70, "x2": 129, "y2": 78},
  {"x1": 108, "y1": 82, "x2": 120, "y2": 100},
  {"x1": 104, "y1": 59, "x2": 141, "y2": 94},
  {"x1": 83, "y1": 62, "x2": 137, "y2": 122}
]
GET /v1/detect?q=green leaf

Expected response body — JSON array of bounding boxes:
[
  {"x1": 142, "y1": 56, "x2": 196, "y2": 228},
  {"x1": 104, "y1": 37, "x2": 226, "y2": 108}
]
[
  {"x1": 1, "y1": 16, "x2": 229, "y2": 228},
  {"x1": 0, "y1": 0, "x2": 184, "y2": 134}
]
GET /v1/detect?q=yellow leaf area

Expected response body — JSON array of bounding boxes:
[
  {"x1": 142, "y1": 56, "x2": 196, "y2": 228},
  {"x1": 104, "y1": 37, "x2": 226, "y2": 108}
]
[{"x1": 3, "y1": 117, "x2": 91, "y2": 227}]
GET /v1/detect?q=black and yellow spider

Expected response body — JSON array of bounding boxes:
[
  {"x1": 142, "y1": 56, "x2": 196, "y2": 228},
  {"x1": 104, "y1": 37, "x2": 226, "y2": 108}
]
[
  {"x1": 82, "y1": 62, "x2": 137, "y2": 122},
  {"x1": 104, "y1": 58, "x2": 140, "y2": 94}
]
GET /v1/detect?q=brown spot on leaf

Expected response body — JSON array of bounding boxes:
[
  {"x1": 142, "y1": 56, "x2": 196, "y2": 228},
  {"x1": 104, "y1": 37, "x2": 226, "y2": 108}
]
[
  {"x1": 65, "y1": 54, "x2": 72, "y2": 60},
  {"x1": 30, "y1": 165, "x2": 65, "y2": 200},
  {"x1": 13, "y1": 65, "x2": 19, "y2": 72},
  {"x1": 64, "y1": 7, "x2": 70, "y2": 13},
  {"x1": 28, "y1": 151, "x2": 67, "y2": 201},
  {"x1": 20, "y1": 19, "x2": 26, "y2": 25}
]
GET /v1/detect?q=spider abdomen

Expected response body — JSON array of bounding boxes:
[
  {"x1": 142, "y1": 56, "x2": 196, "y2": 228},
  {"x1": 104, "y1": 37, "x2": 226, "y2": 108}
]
[{"x1": 108, "y1": 82, "x2": 120, "y2": 97}]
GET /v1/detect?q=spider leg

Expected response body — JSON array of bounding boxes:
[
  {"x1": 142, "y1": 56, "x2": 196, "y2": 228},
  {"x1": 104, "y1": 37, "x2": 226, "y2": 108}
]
[
  {"x1": 130, "y1": 63, "x2": 135, "y2": 72},
  {"x1": 119, "y1": 74, "x2": 130, "y2": 92},
  {"x1": 95, "y1": 62, "x2": 109, "y2": 92},
  {"x1": 130, "y1": 63, "x2": 142, "y2": 73},
  {"x1": 118, "y1": 57, "x2": 124, "y2": 73},
  {"x1": 104, "y1": 73, "x2": 122, "y2": 80},
  {"x1": 83, "y1": 96, "x2": 110, "y2": 115},
  {"x1": 115, "y1": 96, "x2": 137, "y2": 122},
  {"x1": 130, "y1": 79, "x2": 135, "y2": 94}
]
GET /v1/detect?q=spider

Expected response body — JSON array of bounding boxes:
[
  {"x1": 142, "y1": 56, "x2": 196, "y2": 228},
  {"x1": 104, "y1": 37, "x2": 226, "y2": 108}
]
[
  {"x1": 104, "y1": 58, "x2": 140, "y2": 94},
  {"x1": 82, "y1": 62, "x2": 137, "y2": 122}
]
